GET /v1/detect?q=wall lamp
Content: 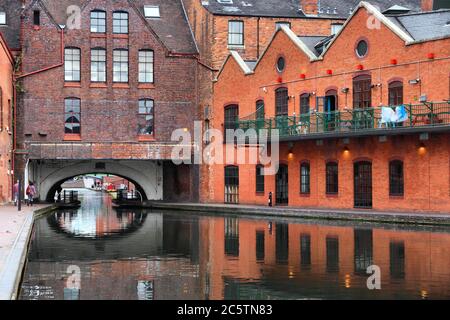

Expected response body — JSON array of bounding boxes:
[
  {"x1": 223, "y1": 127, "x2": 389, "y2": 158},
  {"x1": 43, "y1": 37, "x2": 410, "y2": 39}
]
[
  {"x1": 409, "y1": 78, "x2": 421, "y2": 85},
  {"x1": 341, "y1": 88, "x2": 349, "y2": 94}
]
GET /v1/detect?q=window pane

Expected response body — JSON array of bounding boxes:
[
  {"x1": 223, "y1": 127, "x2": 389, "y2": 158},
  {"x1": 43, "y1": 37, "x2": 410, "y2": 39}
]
[
  {"x1": 228, "y1": 21, "x2": 243, "y2": 45},
  {"x1": 64, "y1": 48, "x2": 80, "y2": 81},
  {"x1": 139, "y1": 50, "x2": 154, "y2": 83},
  {"x1": 64, "y1": 98, "x2": 81, "y2": 134},
  {"x1": 91, "y1": 49, "x2": 106, "y2": 82},
  {"x1": 138, "y1": 100, "x2": 154, "y2": 135},
  {"x1": 113, "y1": 12, "x2": 128, "y2": 34},
  {"x1": 0, "y1": 12, "x2": 6, "y2": 25},
  {"x1": 90, "y1": 11, "x2": 106, "y2": 33},
  {"x1": 113, "y1": 50, "x2": 128, "y2": 82}
]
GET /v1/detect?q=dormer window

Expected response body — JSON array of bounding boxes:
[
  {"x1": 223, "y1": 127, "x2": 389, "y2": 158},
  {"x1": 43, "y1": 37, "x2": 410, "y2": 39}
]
[
  {"x1": 0, "y1": 11, "x2": 6, "y2": 25},
  {"x1": 144, "y1": 6, "x2": 160, "y2": 18}
]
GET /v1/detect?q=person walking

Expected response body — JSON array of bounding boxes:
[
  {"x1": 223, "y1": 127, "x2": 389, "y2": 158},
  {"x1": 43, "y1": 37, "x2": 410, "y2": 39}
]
[
  {"x1": 13, "y1": 181, "x2": 19, "y2": 206},
  {"x1": 26, "y1": 182, "x2": 37, "y2": 206}
]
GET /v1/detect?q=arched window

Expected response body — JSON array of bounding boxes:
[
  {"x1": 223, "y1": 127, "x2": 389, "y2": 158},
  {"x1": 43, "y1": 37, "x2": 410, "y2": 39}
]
[
  {"x1": 300, "y1": 162, "x2": 310, "y2": 194},
  {"x1": 64, "y1": 98, "x2": 81, "y2": 134},
  {"x1": 113, "y1": 49, "x2": 128, "y2": 82},
  {"x1": 90, "y1": 10, "x2": 106, "y2": 33},
  {"x1": 91, "y1": 48, "x2": 106, "y2": 82},
  {"x1": 138, "y1": 99, "x2": 154, "y2": 136},
  {"x1": 389, "y1": 160, "x2": 404, "y2": 196},
  {"x1": 113, "y1": 11, "x2": 128, "y2": 34},
  {"x1": 388, "y1": 81, "x2": 403, "y2": 106},
  {"x1": 275, "y1": 87, "x2": 288, "y2": 116},
  {"x1": 225, "y1": 166, "x2": 239, "y2": 204},
  {"x1": 326, "y1": 162, "x2": 338, "y2": 194},
  {"x1": 224, "y1": 104, "x2": 238, "y2": 143},
  {"x1": 256, "y1": 100, "x2": 265, "y2": 119},
  {"x1": 139, "y1": 50, "x2": 154, "y2": 83},
  {"x1": 353, "y1": 75, "x2": 371, "y2": 109},
  {"x1": 300, "y1": 93, "x2": 310, "y2": 115},
  {"x1": 64, "y1": 47, "x2": 80, "y2": 81}
]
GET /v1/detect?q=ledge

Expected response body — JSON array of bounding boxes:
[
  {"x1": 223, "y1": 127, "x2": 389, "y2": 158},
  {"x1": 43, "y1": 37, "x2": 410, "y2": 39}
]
[
  {"x1": 63, "y1": 134, "x2": 81, "y2": 141},
  {"x1": 90, "y1": 82, "x2": 107, "y2": 88},
  {"x1": 64, "y1": 82, "x2": 81, "y2": 88},
  {"x1": 138, "y1": 83, "x2": 155, "y2": 89},
  {"x1": 113, "y1": 34, "x2": 129, "y2": 39},
  {"x1": 112, "y1": 83, "x2": 130, "y2": 89},
  {"x1": 138, "y1": 135, "x2": 155, "y2": 142}
]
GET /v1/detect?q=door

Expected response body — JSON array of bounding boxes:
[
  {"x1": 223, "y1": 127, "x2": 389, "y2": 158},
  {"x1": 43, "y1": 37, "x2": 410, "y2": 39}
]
[
  {"x1": 325, "y1": 90, "x2": 337, "y2": 131},
  {"x1": 276, "y1": 164, "x2": 289, "y2": 205},
  {"x1": 354, "y1": 161, "x2": 372, "y2": 208}
]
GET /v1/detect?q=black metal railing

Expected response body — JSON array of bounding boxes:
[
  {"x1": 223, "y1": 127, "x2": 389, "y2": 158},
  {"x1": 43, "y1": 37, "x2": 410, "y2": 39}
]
[{"x1": 61, "y1": 190, "x2": 79, "y2": 204}]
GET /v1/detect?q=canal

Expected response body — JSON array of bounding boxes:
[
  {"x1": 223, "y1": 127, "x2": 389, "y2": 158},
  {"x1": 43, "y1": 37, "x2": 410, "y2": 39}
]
[{"x1": 19, "y1": 189, "x2": 450, "y2": 300}]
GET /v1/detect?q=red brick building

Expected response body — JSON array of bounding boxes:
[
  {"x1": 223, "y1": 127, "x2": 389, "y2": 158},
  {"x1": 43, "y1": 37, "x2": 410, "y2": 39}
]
[
  {"x1": 11, "y1": 0, "x2": 200, "y2": 201},
  {"x1": 211, "y1": 2, "x2": 450, "y2": 212},
  {"x1": 0, "y1": 31, "x2": 13, "y2": 203}
]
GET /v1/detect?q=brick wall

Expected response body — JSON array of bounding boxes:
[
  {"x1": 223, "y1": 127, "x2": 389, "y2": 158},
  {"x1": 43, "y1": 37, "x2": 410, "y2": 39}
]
[{"x1": 210, "y1": 6, "x2": 450, "y2": 212}]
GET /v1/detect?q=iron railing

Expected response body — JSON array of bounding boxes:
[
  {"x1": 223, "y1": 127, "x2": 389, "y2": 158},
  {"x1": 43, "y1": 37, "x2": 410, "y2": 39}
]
[
  {"x1": 237, "y1": 102, "x2": 450, "y2": 138},
  {"x1": 117, "y1": 190, "x2": 142, "y2": 202}
]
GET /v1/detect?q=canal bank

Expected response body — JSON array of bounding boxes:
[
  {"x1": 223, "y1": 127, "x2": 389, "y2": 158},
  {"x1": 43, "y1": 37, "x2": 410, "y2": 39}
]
[
  {"x1": 146, "y1": 202, "x2": 450, "y2": 226},
  {"x1": 0, "y1": 204, "x2": 55, "y2": 300}
]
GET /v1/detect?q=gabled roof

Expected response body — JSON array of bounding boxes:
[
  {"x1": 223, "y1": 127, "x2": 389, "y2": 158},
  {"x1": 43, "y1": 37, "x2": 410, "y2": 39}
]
[
  {"x1": 201, "y1": 0, "x2": 422, "y2": 19},
  {"x1": 0, "y1": 0, "x2": 23, "y2": 49},
  {"x1": 23, "y1": 0, "x2": 197, "y2": 54},
  {"x1": 215, "y1": 50, "x2": 254, "y2": 81}
]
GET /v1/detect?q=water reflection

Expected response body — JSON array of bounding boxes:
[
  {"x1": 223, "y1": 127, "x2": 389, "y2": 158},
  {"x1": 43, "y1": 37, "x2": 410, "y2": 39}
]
[{"x1": 19, "y1": 189, "x2": 450, "y2": 300}]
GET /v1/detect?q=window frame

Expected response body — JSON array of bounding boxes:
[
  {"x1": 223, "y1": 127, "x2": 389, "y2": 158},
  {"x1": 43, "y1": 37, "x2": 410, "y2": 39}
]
[
  {"x1": 90, "y1": 48, "x2": 106, "y2": 82},
  {"x1": 388, "y1": 81, "x2": 403, "y2": 106},
  {"x1": 275, "y1": 87, "x2": 289, "y2": 116},
  {"x1": 33, "y1": 10, "x2": 40, "y2": 26},
  {"x1": 138, "y1": 99, "x2": 155, "y2": 136},
  {"x1": 64, "y1": 98, "x2": 81, "y2": 135},
  {"x1": 90, "y1": 10, "x2": 106, "y2": 33},
  {"x1": 300, "y1": 162, "x2": 310, "y2": 195},
  {"x1": 326, "y1": 161, "x2": 339, "y2": 195},
  {"x1": 224, "y1": 165, "x2": 239, "y2": 204},
  {"x1": 0, "y1": 11, "x2": 6, "y2": 25},
  {"x1": 112, "y1": 11, "x2": 129, "y2": 34},
  {"x1": 353, "y1": 75, "x2": 372, "y2": 109},
  {"x1": 389, "y1": 160, "x2": 404, "y2": 196},
  {"x1": 64, "y1": 47, "x2": 81, "y2": 82},
  {"x1": 138, "y1": 50, "x2": 154, "y2": 84},
  {"x1": 224, "y1": 104, "x2": 239, "y2": 143},
  {"x1": 113, "y1": 49, "x2": 129, "y2": 83},
  {"x1": 256, "y1": 165, "x2": 265, "y2": 193},
  {"x1": 228, "y1": 20, "x2": 244, "y2": 46}
]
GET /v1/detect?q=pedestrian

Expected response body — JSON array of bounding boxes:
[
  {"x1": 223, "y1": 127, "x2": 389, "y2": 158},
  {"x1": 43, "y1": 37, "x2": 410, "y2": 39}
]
[
  {"x1": 13, "y1": 180, "x2": 19, "y2": 206},
  {"x1": 54, "y1": 190, "x2": 59, "y2": 203},
  {"x1": 26, "y1": 182, "x2": 37, "y2": 206}
]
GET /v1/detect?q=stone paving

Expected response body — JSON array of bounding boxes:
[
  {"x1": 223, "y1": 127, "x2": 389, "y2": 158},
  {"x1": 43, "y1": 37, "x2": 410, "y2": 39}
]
[{"x1": 0, "y1": 204, "x2": 50, "y2": 300}]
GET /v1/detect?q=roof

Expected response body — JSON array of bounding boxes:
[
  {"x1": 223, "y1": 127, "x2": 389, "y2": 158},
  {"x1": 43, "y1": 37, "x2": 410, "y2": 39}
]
[
  {"x1": 0, "y1": 0, "x2": 22, "y2": 49},
  {"x1": 388, "y1": 9, "x2": 450, "y2": 42},
  {"x1": 201, "y1": 0, "x2": 422, "y2": 19},
  {"x1": 297, "y1": 35, "x2": 329, "y2": 56},
  {"x1": 24, "y1": 0, "x2": 197, "y2": 54}
]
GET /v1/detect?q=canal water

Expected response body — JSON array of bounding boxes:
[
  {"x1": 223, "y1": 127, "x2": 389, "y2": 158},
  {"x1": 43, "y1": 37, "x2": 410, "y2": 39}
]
[{"x1": 19, "y1": 189, "x2": 450, "y2": 300}]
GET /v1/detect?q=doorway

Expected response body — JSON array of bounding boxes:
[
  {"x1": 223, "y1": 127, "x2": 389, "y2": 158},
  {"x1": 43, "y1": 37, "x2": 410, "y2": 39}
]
[
  {"x1": 354, "y1": 161, "x2": 372, "y2": 209},
  {"x1": 276, "y1": 164, "x2": 289, "y2": 205}
]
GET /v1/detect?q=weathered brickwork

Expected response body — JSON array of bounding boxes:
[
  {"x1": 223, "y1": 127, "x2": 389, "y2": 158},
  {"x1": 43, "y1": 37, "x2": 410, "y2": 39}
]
[{"x1": 211, "y1": 5, "x2": 450, "y2": 212}]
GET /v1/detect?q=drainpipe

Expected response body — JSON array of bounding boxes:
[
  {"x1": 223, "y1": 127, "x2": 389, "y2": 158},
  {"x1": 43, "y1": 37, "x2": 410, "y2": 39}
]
[{"x1": 257, "y1": 17, "x2": 260, "y2": 58}]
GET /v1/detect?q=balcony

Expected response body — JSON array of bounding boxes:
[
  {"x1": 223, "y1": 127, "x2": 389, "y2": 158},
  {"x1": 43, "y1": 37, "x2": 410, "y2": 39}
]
[{"x1": 237, "y1": 102, "x2": 450, "y2": 142}]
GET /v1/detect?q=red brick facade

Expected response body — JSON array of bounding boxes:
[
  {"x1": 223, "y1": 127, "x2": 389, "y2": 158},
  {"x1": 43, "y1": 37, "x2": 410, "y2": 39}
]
[
  {"x1": 0, "y1": 32, "x2": 13, "y2": 203},
  {"x1": 211, "y1": 4, "x2": 450, "y2": 212}
]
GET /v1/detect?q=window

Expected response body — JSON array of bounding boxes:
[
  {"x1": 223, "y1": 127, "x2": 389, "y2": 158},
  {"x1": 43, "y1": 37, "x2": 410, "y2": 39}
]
[
  {"x1": 225, "y1": 166, "x2": 239, "y2": 203},
  {"x1": 300, "y1": 234, "x2": 311, "y2": 269},
  {"x1": 224, "y1": 104, "x2": 238, "y2": 142},
  {"x1": 139, "y1": 50, "x2": 154, "y2": 83},
  {"x1": 144, "y1": 6, "x2": 160, "y2": 18},
  {"x1": 256, "y1": 165, "x2": 264, "y2": 193},
  {"x1": 353, "y1": 75, "x2": 371, "y2": 109},
  {"x1": 0, "y1": 11, "x2": 6, "y2": 25},
  {"x1": 326, "y1": 237, "x2": 339, "y2": 273},
  {"x1": 228, "y1": 20, "x2": 244, "y2": 46},
  {"x1": 390, "y1": 241, "x2": 405, "y2": 279},
  {"x1": 300, "y1": 162, "x2": 310, "y2": 194},
  {"x1": 276, "y1": 21, "x2": 291, "y2": 30},
  {"x1": 91, "y1": 48, "x2": 106, "y2": 82},
  {"x1": 275, "y1": 88, "x2": 288, "y2": 116},
  {"x1": 256, "y1": 231, "x2": 265, "y2": 261},
  {"x1": 138, "y1": 99, "x2": 154, "y2": 136},
  {"x1": 300, "y1": 94, "x2": 310, "y2": 115},
  {"x1": 276, "y1": 56, "x2": 285, "y2": 73},
  {"x1": 389, "y1": 160, "x2": 404, "y2": 196},
  {"x1": 224, "y1": 217, "x2": 239, "y2": 256},
  {"x1": 356, "y1": 39, "x2": 368, "y2": 58},
  {"x1": 331, "y1": 23, "x2": 343, "y2": 35},
  {"x1": 64, "y1": 48, "x2": 80, "y2": 81},
  {"x1": 388, "y1": 81, "x2": 403, "y2": 106},
  {"x1": 113, "y1": 49, "x2": 128, "y2": 82},
  {"x1": 113, "y1": 11, "x2": 128, "y2": 34},
  {"x1": 33, "y1": 10, "x2": 40, "y2": 26},
  {"x1": 275, "y1": 223, "x2": 289, "y2": 264},
  {"x1": 90, "y1": 10, "x2": 106, "y2": 33},
  {"x1": 354, "y1": 229, "x2": 373, "y2": 275},
  {"x1": 326, "y1": 162, "x2": 338, "y2": 194},
  {"x1": 256, "y1": 100, "x2": 265, "y2": 119},
  {"x1": 64, "y1": 98, "x2": 81, "y2": 134}
]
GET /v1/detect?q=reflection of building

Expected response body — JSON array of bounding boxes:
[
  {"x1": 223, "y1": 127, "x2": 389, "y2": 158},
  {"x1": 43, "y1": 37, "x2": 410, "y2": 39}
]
[
  {"x1": 0, "y1": 31, "x2": 13, "y2": 203},
  {"x1": 210, "y1": 2, "x2": 450, "y2": 212},
  {"x1": 201, "y1": 217, "x2": 450, "y2": 299}
]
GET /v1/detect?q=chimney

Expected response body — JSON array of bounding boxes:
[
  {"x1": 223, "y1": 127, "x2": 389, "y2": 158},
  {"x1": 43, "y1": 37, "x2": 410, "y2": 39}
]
[
  {"x1": 421, "y1": 0, "x2": 433, "y2": 11},
  {"x1": 300, "y1": 0, "x2": 318, "y2": 15}
]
